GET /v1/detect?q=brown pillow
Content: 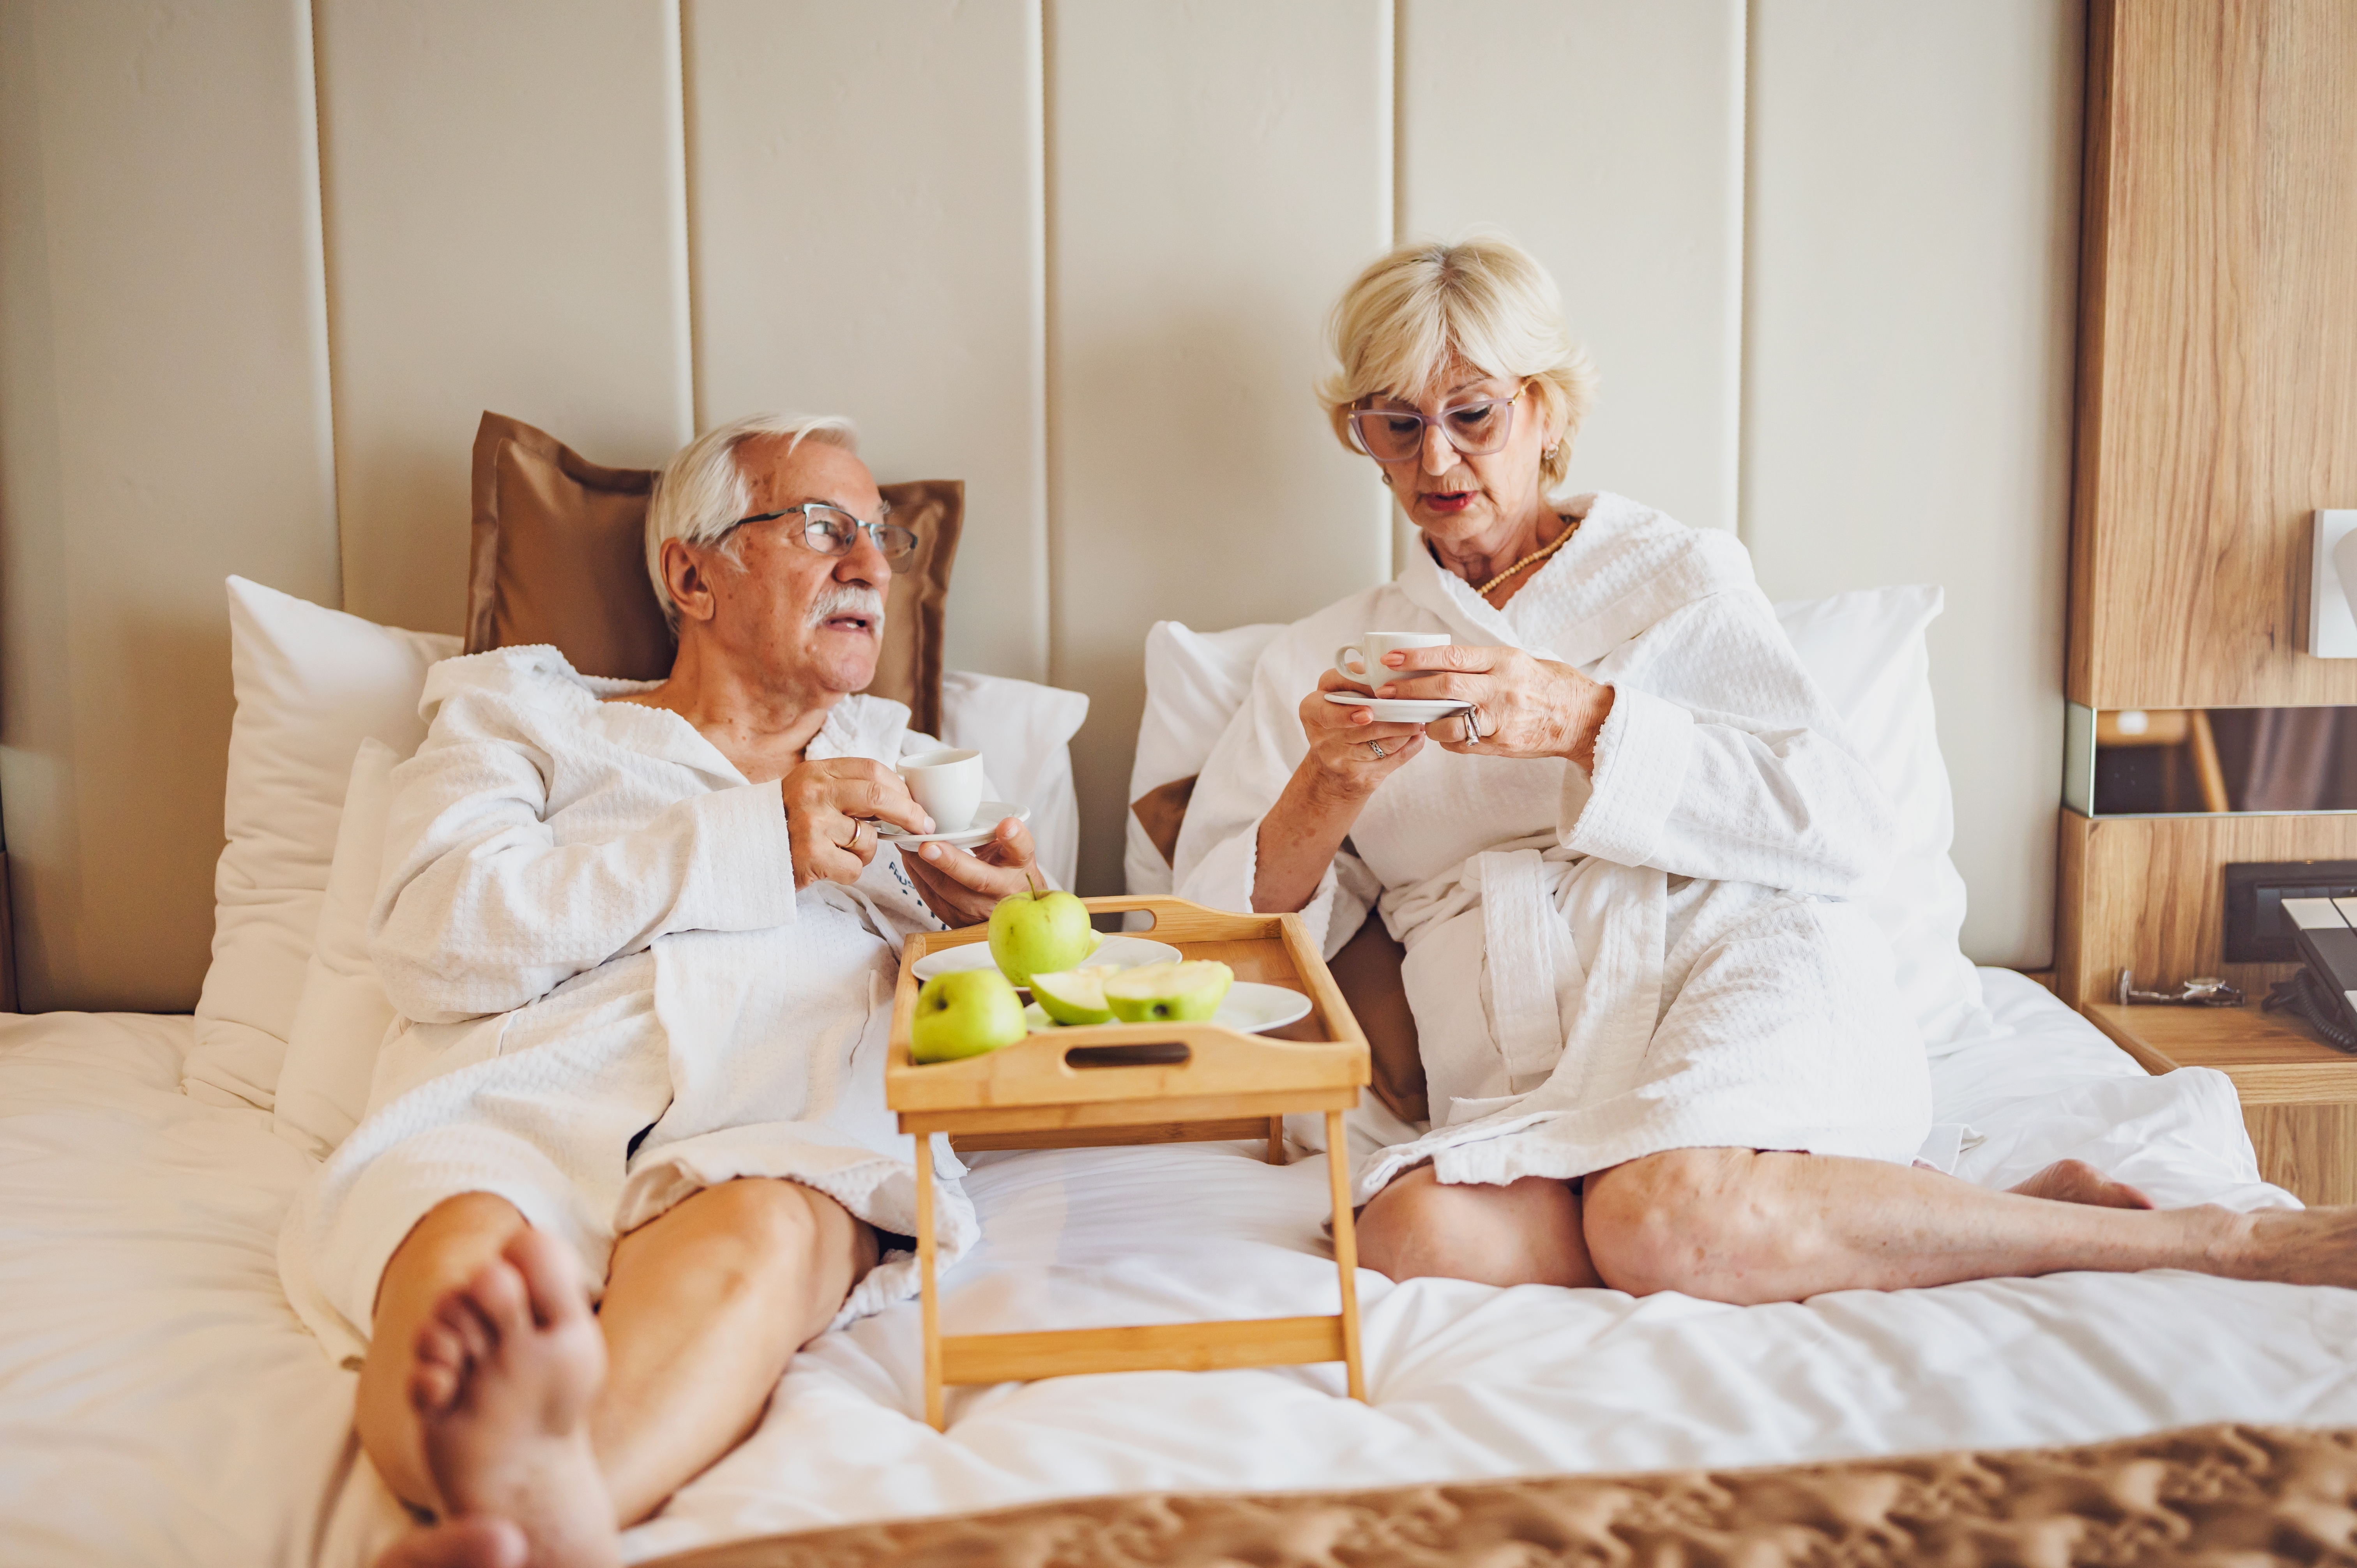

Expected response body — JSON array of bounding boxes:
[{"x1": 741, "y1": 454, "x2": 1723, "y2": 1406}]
[
  {"x1": 1132, "y1": 773, "x2": 1427, "y2": 1122},
  {"x1": 464, "y1": 411, "x2": 965, "y2": 735}
]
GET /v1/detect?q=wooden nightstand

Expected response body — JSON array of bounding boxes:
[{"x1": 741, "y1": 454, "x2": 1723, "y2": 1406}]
[{"x1": 2082, "y1": 1003, "x2": 2357, "y2": 1206}]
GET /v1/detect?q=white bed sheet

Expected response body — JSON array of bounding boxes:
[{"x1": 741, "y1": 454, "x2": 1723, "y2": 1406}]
[{"x1": 4, "y1": 975, "x2": 2353, "y2": 1568}]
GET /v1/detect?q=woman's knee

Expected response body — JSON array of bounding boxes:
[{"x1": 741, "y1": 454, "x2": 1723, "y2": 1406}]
[
  {"x1": 1357, "y1": 1167, "x2": 1593, "y2": 1288},
  {"x1": 1581, "y1": 1148, "x2": 1801, "y2": 1298}
]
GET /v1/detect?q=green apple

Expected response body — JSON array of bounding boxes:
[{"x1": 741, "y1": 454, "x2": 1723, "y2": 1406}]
[
  {"x1": 1029, "y1": 967, "x2": 1115, "y2": 1026},
  {"x1": 910, "y1": 969, "x2": 1028, "y2": 1063},
  {"x1": 1102, "y1": 960, "x2": 1234, "y2": 1022},
  {"x1": 988, "y1": 889, "x2": 1096, "y2": 989}
]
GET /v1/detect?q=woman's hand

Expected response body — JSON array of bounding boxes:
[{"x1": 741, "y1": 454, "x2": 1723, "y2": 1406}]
[
  {"x1": 1375, "y1": 645, "x2": 1615, "y2": 769},
  {"x1": 902, "y1": 818, "x2": 1044, "y2": 927},
  {"x1": 779, "y1": 759, "x2": 933, "y2": 889},
  {"x1": 1298, "y1": 666, "x2": 1430, "y2": 800}
]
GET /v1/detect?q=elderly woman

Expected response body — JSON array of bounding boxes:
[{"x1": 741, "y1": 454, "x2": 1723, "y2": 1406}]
[{"x1": 1174, "y1": 234, "x2": 2357, "y2": 1299}]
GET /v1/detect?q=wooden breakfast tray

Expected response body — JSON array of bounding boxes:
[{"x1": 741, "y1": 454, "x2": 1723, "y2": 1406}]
[{"x1": 886, "y1": 895, "x2": 1371, "y2": 1430}]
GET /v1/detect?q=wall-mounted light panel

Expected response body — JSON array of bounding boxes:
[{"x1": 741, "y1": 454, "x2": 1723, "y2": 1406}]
[{"x1": 2309, "y1": 510, "x2": 2357, "y2": 657}]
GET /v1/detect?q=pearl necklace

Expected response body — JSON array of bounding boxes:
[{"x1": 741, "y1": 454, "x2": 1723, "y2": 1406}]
[{"x1": 1471, "y1": 516, "x2": 1578, "y2": 600}]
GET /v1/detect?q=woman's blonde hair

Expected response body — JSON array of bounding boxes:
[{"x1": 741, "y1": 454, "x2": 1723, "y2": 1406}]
[{"x1": 1316, "y1": 232, "x2": 1597, "y2": 493}]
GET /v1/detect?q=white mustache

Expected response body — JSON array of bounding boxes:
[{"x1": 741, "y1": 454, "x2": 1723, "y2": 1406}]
[{"x1": 807, "y1": 584, "x2": 886, "y2": 633}]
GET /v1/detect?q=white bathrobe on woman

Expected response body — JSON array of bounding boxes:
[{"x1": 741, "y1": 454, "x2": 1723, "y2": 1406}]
[
  {"x1": 1174, "y1": 494, "x2": 1933, "y2": 1202},
  {"x1": 279, "y1": 646, "x2": 976, "y2": 1366}
]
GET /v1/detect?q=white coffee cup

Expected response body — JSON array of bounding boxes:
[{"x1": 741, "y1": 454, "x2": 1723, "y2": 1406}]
[
  {"x1": 898, "y1": 748, "x2": 986, "y2": 833},
  {"x1": 1334, "y1": 630, "x2": 1451, "y2": 685}
]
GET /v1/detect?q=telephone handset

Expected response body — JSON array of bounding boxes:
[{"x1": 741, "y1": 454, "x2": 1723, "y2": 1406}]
[{"x1": 2263, "y1": 897, "x2": 2357, "y2": 1052}]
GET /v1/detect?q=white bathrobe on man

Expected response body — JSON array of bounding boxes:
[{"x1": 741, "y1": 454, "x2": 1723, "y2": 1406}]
[
  {"x1": 281, "y1": 645, "x2": 975, "y2": 1366},
  {"x1": 1175, "y1": 493, "x2": 1933, "y2": 1202}
]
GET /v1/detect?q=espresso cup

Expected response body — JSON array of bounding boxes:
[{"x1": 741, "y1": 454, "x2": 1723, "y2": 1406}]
[
  {"x1": 897, "y1": 748, "x2": 986, "y2": 833},
  {"x1": 1334, "y1": 631, "x2": 1451, "y2": 685}
]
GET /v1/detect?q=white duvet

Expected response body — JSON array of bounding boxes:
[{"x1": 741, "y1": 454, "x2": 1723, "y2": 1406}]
[{"x1": 3, "y1": 973, "x2": 2351, "y2": 1568}]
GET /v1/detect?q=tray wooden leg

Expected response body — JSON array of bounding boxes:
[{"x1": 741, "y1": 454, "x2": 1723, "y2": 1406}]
[
  {"x1": 915, "y1": 1133, "x2": 944, "y2": 1430},
  {"x1": 1265, "y1": 1115, "x2": 1286, "y2": 1165},
  {"x1": 1324, "y1": 1109, "x2": 1365, "y2": 1402}
]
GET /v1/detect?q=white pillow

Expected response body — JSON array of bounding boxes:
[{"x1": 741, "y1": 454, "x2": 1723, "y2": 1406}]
[
  {"x1": 1124, "y1": 621, "x2": 1285, "y2": 897},
  {"x1": 938, "y1": 671, "x2": 1090, "y2": 892},
  {"x1": 273, "y1": 740, "x2": 401, "y2": 1157},
  {"x1": 1122, "y1": 589, "x2": 1993, "y2": 1049},
  {"x1": 1776, "y1": 586, "x2": 1992, "y2": 1048},
  {"x1": 185, "y1": 578, "x2": 459, "y2": 1110}
]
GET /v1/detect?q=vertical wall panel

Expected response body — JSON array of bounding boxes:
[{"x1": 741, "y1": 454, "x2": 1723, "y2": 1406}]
[
  {"x1": 1399, "y1": 0, "x2": 1746, "y2": 540},
  {"x1": 316, "y1": 0, "x2": 694, "y2": 635},
  {"x1": 0, "y1": 0, "x2": 339, "y2": 1009},
  {"x1": 1050, "y1": 0, "x2": 1393, "y2": 893},
  {"x1": 1743, "y1": 0, "x2": 2082, "y2": 966},
  {"x1": 686, "y1": 0, "x2": 1047, "y2": 682}
]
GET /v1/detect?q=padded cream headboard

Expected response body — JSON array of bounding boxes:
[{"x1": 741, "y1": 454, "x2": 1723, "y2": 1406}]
[{"x1": 0, "y1": 0, "x2": 2078, "y2": 1011}]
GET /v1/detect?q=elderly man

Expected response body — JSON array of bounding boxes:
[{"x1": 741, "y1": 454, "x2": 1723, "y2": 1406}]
[{"x1": 279, "y1": 415, "x2": 1037, "y2": 1568}]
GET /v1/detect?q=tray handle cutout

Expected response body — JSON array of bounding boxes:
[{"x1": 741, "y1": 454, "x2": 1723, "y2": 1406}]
[{"x1": 1064, "y1": 1042, "x2": 1192, "y2": 1069}]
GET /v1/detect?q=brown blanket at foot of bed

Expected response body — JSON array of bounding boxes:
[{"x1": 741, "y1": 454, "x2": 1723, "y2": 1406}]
[{"x1": 646, "y1": 1422, "x2": 2357, "y2": 1567}]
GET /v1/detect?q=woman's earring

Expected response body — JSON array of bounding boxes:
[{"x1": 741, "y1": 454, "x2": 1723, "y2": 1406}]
[
  {"x1": 1543, "y1": 443, "x2": 1562, "y2": 463},
  {"x1": 1380, "y1": 471, "x2": 1392, "y2": 487}
]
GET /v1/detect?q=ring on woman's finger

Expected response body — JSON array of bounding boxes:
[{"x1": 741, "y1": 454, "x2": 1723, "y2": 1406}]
[
  {"x1": 1368, "y1": 739, "x2": 1388, "y2": 760},
  {"x1": 1463, "y1": 705, "x2": 1485, "y2": 742}
]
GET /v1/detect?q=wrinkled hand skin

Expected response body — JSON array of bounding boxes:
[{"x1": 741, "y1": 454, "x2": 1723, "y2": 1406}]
[
  {"x1": 779, "y1": 758, "x2": 930, "y2": 889},
  {"x1": 902, "y1": 818, "x2": 1043, "y2": 928},
  {"x1": 1372, "y1": 644, "x2": 1613, "y2": 770},
  {"x1": 1302, "y1": 665, "x2": 1429, "y2": 800}
]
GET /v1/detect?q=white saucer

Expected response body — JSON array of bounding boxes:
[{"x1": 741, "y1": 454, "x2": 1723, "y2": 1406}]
[
  {"x1": 1322, "y1": 691, "x2": 1472, "y2": 723},
  {"x1": 877, "y1": 801, "x2": 1030, "y2": 849},
  {"x1": 909, "y1": 933, "x2": 1181, "y2": 984},
  {"x1": 1023, "y1": 980, "x2": 1313, "y2": 1035}
]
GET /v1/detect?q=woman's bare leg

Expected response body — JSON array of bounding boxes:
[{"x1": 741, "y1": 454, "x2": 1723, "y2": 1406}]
[
  {"x1": 1355, "y1": 1164, "x2": 1601, "y2": 1287},
  {"x1": 1581, "y1": 1147, "x2": 2357, "y2": 1303}
]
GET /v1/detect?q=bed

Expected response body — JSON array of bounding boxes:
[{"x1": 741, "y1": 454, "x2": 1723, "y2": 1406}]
[
  {"x1": 6, "y1": 969, "x2": 2352, "y2": 1565},
  {"x1": 5, "y1": 460, "x2": 2353, "y2": 1563}
]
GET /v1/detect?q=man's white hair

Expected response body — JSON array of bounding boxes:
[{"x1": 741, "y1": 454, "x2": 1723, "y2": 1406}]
[{"x1": 644, "y1": 412, "x2": 860, "y2": 629}]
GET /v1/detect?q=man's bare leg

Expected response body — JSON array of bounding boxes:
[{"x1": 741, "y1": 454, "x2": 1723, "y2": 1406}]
[
  {"x1": 590, "y1": 1178, "x2": 876, "y2": 1524},
  {"x1": 359, "y1": 1180, "x2": 875, "y2": 1566}
]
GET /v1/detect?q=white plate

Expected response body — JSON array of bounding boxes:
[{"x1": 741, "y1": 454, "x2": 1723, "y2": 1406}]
[
  {"x1": 1321, "y1": 692, "x2": 1471, "y2": 723},
  {"x1": 877, "y1": 801, "x2": 1030, "y2": 849},
  {"x1": 1023, "y1": 981, "x2": 1313, "y2": 1036},
  {"x1": 909, "y1": 933, "x2": 1181, "y2": 984}
]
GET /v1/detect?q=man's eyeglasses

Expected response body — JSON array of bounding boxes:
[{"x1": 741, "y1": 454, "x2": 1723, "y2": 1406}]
[
  {"x1": 1345, "y1": 385, "x2": 1525, "y2": 463},
  {"x1": 728, "y1": 501, "x2": 919, "y2": 563}
]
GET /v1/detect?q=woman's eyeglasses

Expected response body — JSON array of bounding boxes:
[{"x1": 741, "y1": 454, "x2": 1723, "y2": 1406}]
[
  {"x1": 1346, "y1": 386, "x2": 1524, "y2": 463},
  {"x1": 728, "y1": 501, "x2": 919, "y2": 563}
]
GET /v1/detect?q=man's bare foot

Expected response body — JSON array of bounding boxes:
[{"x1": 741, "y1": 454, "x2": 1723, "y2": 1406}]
[
  {"x1": 390, "y1": 1228, "x2": 619, "y2": 1568},
  {"x1": 2009, "y1": 1158, "x2": 2155, "y2": 1210},
  {"x1": 377, "y1": 1519, "x2": 527, "y2": 1568}
]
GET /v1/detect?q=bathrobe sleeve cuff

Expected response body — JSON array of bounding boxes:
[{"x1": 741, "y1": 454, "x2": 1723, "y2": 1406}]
[
  {"x1": 1176, "y1": 820, "x2": 1349, "y2": 958},
  {"x1": 1559, "y1": 686, "x2": 1694, "y2": 868},
  {"x1": 677, "y1": 780, "x2": 800, "y2": 932}
]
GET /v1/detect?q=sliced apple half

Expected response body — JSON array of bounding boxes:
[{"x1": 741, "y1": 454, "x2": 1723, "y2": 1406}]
[
  {"x1": 1101, "y1": 959, "x2": 1234, "y2": 1023},
  {"x1": 1030, "y1": 966, "x2": 1114, "y2": 1026}
]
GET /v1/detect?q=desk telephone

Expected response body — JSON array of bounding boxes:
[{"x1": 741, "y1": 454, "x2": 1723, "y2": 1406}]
[{"x1": 2265, "y1": 897, "x2": 2357, "y2": 1052}]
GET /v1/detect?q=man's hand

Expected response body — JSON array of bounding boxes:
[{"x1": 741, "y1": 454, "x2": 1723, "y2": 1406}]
[
  {"x1": 780, "y1": 759, "x2": 933, "y2": 890},
  {"x1": 902, "y1": 817, "x2": 1043, "y2": 927}
]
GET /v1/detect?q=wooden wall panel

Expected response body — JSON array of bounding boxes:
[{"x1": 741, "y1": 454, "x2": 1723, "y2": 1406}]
[
  {"x1": 0, "y1": 0, "x2": 338, "y2": 1010},
  {"x1": 1745, "y1": 0, "x2": 2084, "y2": 968},
  {"x1": 2053, "y1": 808, "x2": 2357, "y2": 1005},
  {"x1": 315, "y1": 0, "x2": 694, "y2": 636},
  {"x1": 684, "y1": 0, "x2": 1047, "y2": 682},
  {"x1": 2071, "y1": 0, "x2": 2357, "y2": 710},
  {"x1": 1048, "y1": 0, "x2": 1393, "y2": 894},
  {"x1": 1400, "y1": 0, "x2": 1744, "y2": 546}
]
